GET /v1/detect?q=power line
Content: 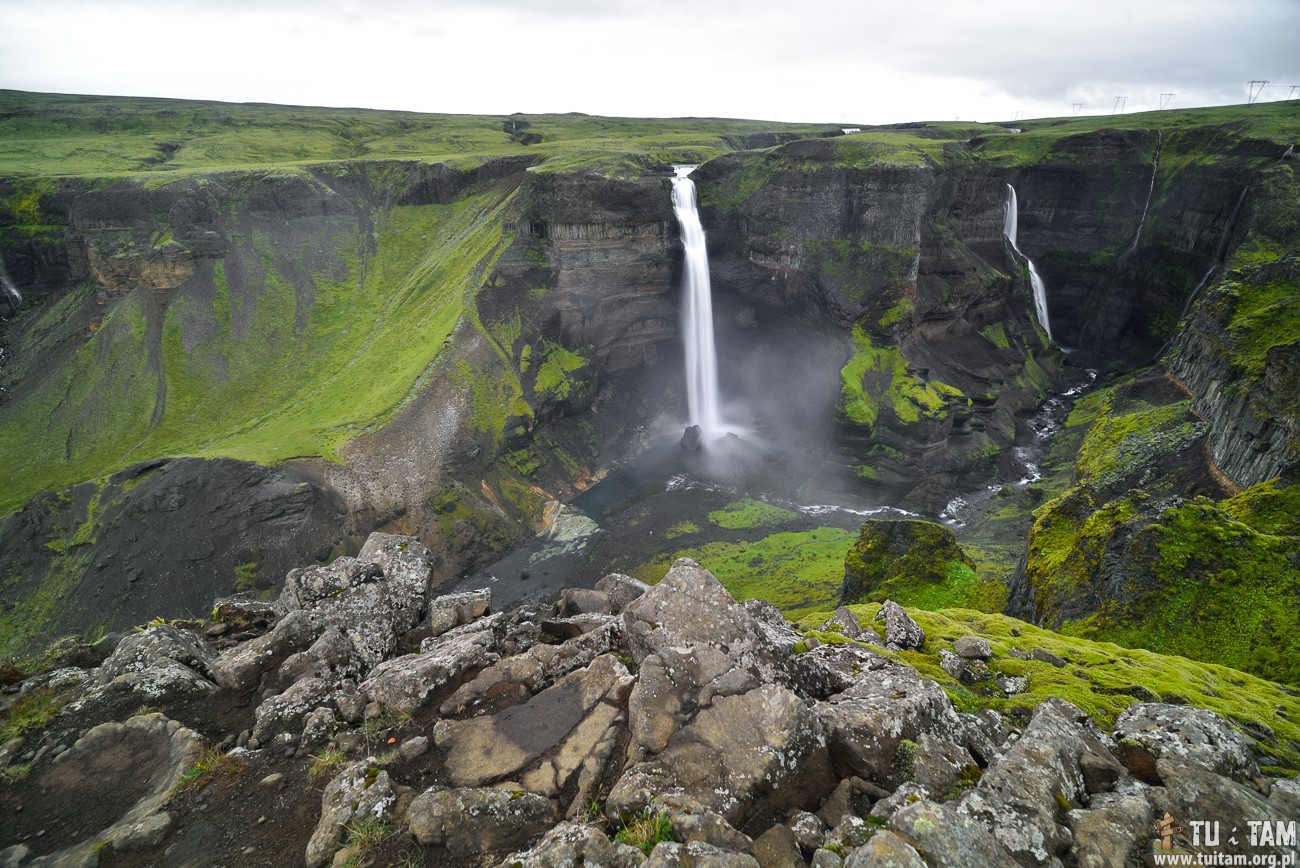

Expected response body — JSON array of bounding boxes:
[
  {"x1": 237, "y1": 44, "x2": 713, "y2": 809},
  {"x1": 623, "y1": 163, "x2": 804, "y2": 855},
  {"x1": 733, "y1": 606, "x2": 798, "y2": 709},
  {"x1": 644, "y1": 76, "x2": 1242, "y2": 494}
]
[
  {"x1": 1247, "y1": 80, "x2": 1269, "y2": 105},
  {"x1": 1159, "y1": 93, "x2": 1175, "y2": 110}
]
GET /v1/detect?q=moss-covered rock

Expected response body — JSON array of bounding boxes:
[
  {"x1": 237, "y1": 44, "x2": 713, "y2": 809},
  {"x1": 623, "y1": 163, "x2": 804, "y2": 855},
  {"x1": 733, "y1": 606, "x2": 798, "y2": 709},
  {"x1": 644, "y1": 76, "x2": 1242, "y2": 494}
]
[{"x1": 841, "y1": 519, "x2": 986, "y2": 609}]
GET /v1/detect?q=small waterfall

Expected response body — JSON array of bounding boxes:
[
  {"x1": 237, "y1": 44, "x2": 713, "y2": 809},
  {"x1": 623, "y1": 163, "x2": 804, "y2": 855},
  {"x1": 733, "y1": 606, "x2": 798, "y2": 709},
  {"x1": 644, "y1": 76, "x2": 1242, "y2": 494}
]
[
  {"x1": 1127, "y1": 130, "x2": 1162, "y2": 256},
  {"x1": 0, "y1": 256, "x2": 21, "y2": 310},
  {"x1": 671, "y1": 165, "x2": 723, "y2": 440},
  {"x1": 1003, "y1": 184, "x2": 1053, "y2": 341}
]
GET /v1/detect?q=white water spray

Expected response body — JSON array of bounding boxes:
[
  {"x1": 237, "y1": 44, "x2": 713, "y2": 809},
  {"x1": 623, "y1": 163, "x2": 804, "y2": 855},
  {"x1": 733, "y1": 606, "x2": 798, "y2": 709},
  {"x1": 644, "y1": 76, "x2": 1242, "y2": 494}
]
[
  {"x1": 0, "y1": 256, "x2": 21, "y2": 310},
  {"x1": 1003, "y1": 184, "x2": 1053, "y2": 341},
  {"x1": 672, "y1": 165, "x2": 723, "y2": 438}
]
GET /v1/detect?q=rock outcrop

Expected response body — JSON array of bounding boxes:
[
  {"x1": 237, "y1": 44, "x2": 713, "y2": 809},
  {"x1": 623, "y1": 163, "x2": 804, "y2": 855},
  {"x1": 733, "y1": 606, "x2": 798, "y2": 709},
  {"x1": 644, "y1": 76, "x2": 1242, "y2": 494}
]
[{"x1": 3, "y1": 544, "x2": 1295, "y2": 868}]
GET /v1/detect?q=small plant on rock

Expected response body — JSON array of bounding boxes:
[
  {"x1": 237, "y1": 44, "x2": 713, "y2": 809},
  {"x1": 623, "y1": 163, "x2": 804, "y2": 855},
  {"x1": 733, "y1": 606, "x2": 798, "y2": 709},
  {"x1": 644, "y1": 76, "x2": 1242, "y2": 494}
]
[
  {"x1": 308, "y1": 748, "x2": 347, "y2": 781},
  {"x1": 1, "y1": 688, "x2": 59, "y2": 743},
  {"x1": 178, "y1": 745, "x2": 234, "y2": 790},
  {"x1": 614, "y1": 810, "x2": 677, "y2": 856}
]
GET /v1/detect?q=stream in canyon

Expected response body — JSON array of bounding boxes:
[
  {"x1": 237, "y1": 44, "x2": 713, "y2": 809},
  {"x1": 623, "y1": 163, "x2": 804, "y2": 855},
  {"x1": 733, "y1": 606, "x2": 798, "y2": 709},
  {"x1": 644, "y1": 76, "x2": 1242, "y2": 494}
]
[{"x1": 444, "y1": 174, "x2": 1095, "y2": 612}]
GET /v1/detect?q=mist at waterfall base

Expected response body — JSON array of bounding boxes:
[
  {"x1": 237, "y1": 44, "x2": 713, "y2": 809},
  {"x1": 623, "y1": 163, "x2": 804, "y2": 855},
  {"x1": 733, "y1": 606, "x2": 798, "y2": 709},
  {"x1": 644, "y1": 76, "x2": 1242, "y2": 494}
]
[{"x1": 443, "y1": 170, "x2": 909, "y2": 609}]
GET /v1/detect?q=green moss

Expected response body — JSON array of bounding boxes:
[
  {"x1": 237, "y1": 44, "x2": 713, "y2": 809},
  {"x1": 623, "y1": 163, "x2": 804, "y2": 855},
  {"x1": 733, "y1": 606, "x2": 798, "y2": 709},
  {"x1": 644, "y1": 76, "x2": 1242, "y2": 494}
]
[
  {"x1": 631, "y1": 527, "x2": 856, "y2": 620},
  {"x1": 794, "y1": 603, "x2": 1300, "y2": 770},
  {"x1": 663, "y1": 521, "x2": 700, "y2": 539},
  {"x1": 979, "y1": 322, "x2": 1010, "y2": 349},
  {"x1": 838, "y1": 326, "x2": 967, "y2": 432},
  {"x1": 532, "y1": 341, "x2": 588, "y2": 402},
  {"x1": 706, "y1": 498, "x2": 798, "y2": 530}
]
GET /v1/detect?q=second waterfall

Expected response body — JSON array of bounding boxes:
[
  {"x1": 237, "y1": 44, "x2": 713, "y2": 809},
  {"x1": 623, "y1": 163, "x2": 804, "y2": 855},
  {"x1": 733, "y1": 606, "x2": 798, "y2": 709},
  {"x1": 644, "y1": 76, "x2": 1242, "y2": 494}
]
[{"x1": 671, "y1": 165, "x2": 723, "y2": 442}]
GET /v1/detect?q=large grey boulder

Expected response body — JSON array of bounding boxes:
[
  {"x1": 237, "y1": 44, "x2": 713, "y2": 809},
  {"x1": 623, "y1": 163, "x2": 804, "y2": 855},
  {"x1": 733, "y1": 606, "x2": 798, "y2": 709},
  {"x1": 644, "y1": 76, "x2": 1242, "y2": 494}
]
[
  {"x1": 958, "y1": 698, "x2": 1115, "y2": 866},
  {"x1": 440, "y1": 619, "x2": 624, "y2": 717},
  {"x1": 814, "y1": 662, "x2": 965, "y2": 787},
  {"x1": 95, "y1": 625, "x2": 217, "y2": 698},
  {"x1": 406, "y1": 786, "x2": 554, "y2": 854},
  {"x1": 434, "y1": 654, "x2": 633, "y2": 813},
  {"x1": 210, "y1": 609, "x2": 326, "y2": 691},
  {"x1": 607, "y1": 683, "x2": 834, "y2": 827},
  {"x1": 1146, "y1": 762, "x2": 1295, "y2": 860},
  {"x1": 1112, "y1": 702, "x2": 1259, "y2": 783},
  {"x1": 873, "y1": 600, "x2": 925, "y2": 651},
  {"x1": 621, "y1": 558, "x2": 793, "y2": 686},
  {"x1": 502, "y1": 820, "x2": 647, "y2": 868},
  {"x1": 888, "y1": 799, "x2": 1014, "y2": 867},
  {"x1": 1065, "y1": 787, "x2": 1154, "y2": 868},
  {"x1": 305, "y1": 760, "x2": 398, "y2": 868},
  {"x1": 628, "y1": 645, "x2": 758, "y2": 757},
  {"x1": 359, "y1": 615, "x2": 500, "y2": 714},
  {"x1": 844, "y1": 831, "x2": 926, "y2": 867},
  {"x1": 596, "y1": 572, "x2": 651, "y2": 612}
]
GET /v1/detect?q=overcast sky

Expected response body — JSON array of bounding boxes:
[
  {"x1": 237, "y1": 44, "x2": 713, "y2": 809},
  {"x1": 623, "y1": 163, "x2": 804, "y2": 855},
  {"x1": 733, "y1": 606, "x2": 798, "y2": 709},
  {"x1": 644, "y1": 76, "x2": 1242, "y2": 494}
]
[{"x1": 2, "y1": 0, "x2": 1297, "y2": 124}]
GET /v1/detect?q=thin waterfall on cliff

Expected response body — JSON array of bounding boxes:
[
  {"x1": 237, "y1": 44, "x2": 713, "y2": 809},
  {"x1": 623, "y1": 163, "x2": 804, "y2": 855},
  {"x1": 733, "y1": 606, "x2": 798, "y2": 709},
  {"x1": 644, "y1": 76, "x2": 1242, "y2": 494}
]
[
  {"x1": 1003, "y1": 184, "x2": 1053, "y2": 342},
  {"x1": 671, "y1": 165, "x2": 723, "y2": 439},
  {"x1": 0, "y1": 256, "x2": 21, "y2": 309},
  {"x1": 1127, "y1": 130, "x2": 1162, "y2": 256}
]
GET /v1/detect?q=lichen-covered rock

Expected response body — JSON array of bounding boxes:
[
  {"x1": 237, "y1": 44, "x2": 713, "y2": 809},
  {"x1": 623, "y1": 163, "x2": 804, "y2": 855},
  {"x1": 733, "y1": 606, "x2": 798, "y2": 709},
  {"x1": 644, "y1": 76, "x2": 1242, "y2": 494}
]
[
  {"x1": 252, "y1": 675, "x2": 335, "y2": 744},
  {"x1": 814, "y1": 663, "x2": 964, "y2": 787},
  {"x1": 953, "y1": 636, "x2": 992, "y2": 659},
  {"x1": 607, "y1": 683, "x2": 833, "y2": 827},
  {"x1": 406, "y1": 786, "x2": 554, "y2": 854},
  {"x1": 558, "y1": 587, "x2": 615, "y2": 616},
  {"x1": 502, "y1": 820, "x2": 647, "y2": 868},
  {"x1": 958, "y1": 698, "x2": 1114, "y2": 866},
  {"x1": 844, "y1": 830, "x2": 925, "y2": 867},
  {"x1": 873, "y1": 601, "x2": 925, "y2": 651},
  {"x1": 643, "y1": 840, "x2": 759, "y2": 867},
  {"x1": 1112, "y1": 702, "x2": 1258, "y2": 783},
  {"x1": 1146, "y1": 762, "x2": 1291, "y2": 860},
  {"x1": 95, "y1": 625, "x2": 217, "y2": 698},
  {"x1": 1065, "y1": 787, "x2": 1153, "y2": 868},
  {"x1": 621, "y1": 558, "x2": 794, "y2": 686},
  {"x1": 888, "y1": 799, "x2": 1014, "y2": 867},
  {"x1": 425, "y1": 588, "x2": 492, "y2": 638},
  {"x1": 820, "y1": 606, "x2": 865, "y2": 639},
  {"x1": 792, "y1": 642, "x2": 889, "y2": 700},
  {"x1": 435, "y1": 654, "x2": 632, "y2": 812},
  {"x1": 596, "y1": 572, "x2": 651, "y2": 612},
  {"x1": 305, "y1": 760, "x2": 397, "y2": 868},
  {"x1": 360, "y1": 616, "x2": 500, "y2": 714},
  {"x1": 628, "y1": 646, "x2": 758, "y2": 756},
  {"x1": 752, "y1": 824, "x2": 805, "y2": 868},
  {"x1": 210, "y1": 609, "x2": 326, "y2": 691}
]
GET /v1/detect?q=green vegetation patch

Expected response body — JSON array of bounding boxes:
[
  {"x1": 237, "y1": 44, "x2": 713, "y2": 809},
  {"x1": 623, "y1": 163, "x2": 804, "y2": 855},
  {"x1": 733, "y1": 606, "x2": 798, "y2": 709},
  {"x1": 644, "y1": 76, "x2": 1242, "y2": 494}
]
[
  {"x1": 706, "y1": 498, "x2": 799, "y2": 530},
  {"x1": 631, "y1": 527, "x2": 856, "y2": 620},
  {"x1": 794, "y1": 603, "x2": 1300, "y2": 771},
  {"x1": 532, "y1": 341, "x2": 588, "y2": 402},
  {"x1": 838, "y1": 327, "x2": 967, "y2": 431},
  {"x1": 0, "y1": 182, "x2": 516, "y2": 513}
]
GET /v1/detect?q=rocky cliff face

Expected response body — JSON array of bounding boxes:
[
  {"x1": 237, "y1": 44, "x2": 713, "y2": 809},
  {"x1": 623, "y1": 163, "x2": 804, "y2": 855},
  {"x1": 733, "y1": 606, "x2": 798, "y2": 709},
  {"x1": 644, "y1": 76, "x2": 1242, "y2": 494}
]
[{"x1": 3, "y1": 115, "x2": 1297, "y2": 653}]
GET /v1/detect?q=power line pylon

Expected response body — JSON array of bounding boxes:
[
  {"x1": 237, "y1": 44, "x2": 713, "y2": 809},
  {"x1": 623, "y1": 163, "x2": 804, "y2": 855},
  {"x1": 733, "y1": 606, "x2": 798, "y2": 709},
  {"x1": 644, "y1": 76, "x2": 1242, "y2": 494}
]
[
  {"x1": 1247, "y1": 80, "x2": 1269, "y2": 105},
  {"x1": 1159, "y1": 93, "x2": 1175, "y2": 110}
]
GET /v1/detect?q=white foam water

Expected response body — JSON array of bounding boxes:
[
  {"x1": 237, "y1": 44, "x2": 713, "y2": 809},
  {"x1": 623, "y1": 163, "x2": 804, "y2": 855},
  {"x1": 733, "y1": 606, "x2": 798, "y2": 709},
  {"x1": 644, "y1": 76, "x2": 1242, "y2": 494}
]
[{"x1": 672, "y1": 165, "x2": 723, "y2": 439}]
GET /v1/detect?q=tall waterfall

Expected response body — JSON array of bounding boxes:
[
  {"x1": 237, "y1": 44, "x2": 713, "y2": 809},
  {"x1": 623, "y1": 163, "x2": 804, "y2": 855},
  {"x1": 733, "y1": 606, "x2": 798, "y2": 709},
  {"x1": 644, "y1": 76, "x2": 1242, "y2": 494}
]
[
  {"x1": 672, "y1": 165, "x2": 722, "y2": 439},
  {"x1": 0, "y1": 256, "x2": 21, "y2": 309},
  {"x1": 1003, "y1": 184, "x2": 1053, "y2": 341},
  {"x1": 1127, "y1": 130, "x2": 1162, "y2": 256}
]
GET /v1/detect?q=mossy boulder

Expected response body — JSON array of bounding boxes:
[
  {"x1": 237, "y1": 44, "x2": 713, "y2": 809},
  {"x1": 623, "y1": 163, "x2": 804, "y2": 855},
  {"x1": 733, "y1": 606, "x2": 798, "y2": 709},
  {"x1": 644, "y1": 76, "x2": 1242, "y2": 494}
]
[{"x1": 841, "y1": 519, "x2": 976, "y2": 606}]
